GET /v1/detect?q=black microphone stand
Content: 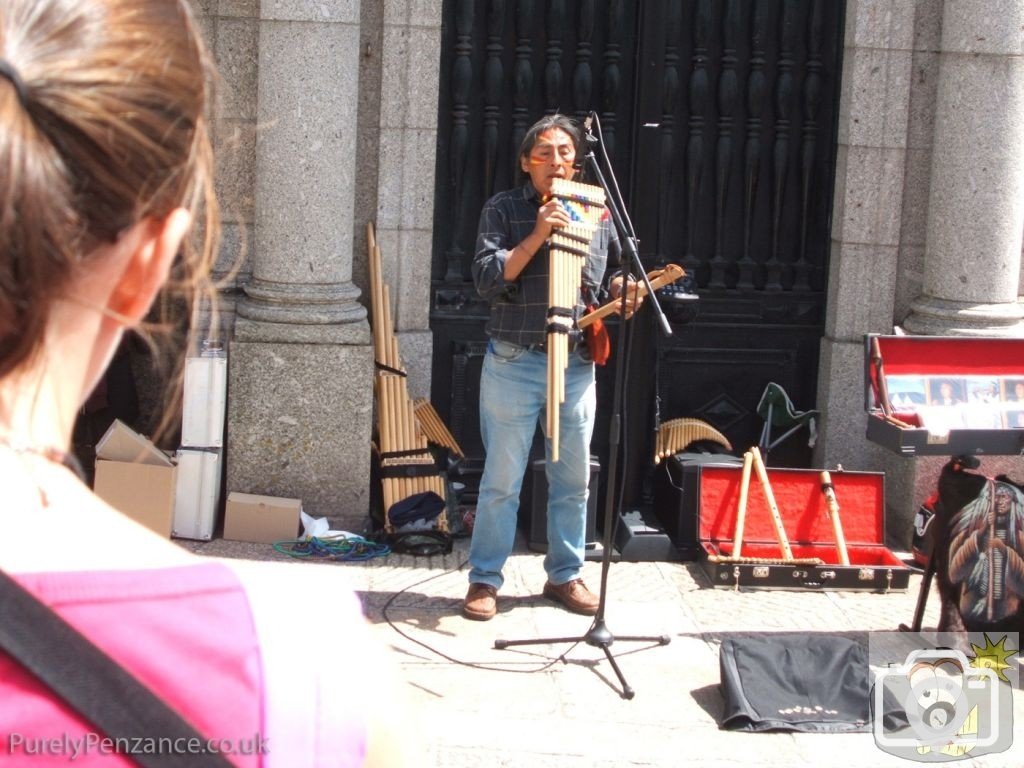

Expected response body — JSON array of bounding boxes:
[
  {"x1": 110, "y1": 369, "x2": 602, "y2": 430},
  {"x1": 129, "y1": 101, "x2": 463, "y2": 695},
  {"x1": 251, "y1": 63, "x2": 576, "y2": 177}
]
[{"x1": 494, "y1": 114, "x2": 672, "y2": 699}]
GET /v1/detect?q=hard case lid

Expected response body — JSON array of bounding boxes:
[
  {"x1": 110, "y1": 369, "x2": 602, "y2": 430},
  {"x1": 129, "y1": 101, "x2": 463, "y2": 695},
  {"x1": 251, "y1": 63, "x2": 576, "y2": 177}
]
[{"x1": 864, "y1": 333, "x2": 1024, "y2": 456}]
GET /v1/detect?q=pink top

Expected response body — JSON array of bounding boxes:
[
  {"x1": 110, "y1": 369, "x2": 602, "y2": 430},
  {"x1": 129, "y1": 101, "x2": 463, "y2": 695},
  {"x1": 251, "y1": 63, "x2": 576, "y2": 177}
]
[{"x1": 0, "y1": 562, "x2": 369, "y2": 767}]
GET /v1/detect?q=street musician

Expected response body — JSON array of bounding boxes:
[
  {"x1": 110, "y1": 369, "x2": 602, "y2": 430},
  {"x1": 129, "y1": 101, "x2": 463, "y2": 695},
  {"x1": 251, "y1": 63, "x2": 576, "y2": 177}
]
[{"x1": 464, "y1": 114, "x2": 642, "y2": 621}]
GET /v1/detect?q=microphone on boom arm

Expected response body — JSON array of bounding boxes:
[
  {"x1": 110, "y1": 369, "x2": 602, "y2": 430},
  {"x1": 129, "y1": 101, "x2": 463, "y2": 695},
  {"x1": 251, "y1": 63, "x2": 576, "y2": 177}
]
[{"x1": 574, "y1": 112, "x2": 598, "y2": 174}]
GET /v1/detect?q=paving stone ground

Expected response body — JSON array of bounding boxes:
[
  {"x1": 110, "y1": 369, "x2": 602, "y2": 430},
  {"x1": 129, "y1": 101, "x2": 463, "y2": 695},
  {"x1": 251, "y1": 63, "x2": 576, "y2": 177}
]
[{"x1": 185, "y1": 533, "x2": 1024, "y2": 768}]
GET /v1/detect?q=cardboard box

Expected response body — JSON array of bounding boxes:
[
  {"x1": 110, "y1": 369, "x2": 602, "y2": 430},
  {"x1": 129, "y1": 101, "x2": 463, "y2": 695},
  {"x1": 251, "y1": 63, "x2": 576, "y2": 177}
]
[
  {"x1": 94, "y1": 460, "x2": 177, "y2": 537},
  {"x1": 93, "y1": 420, "x2": 177, "y2": 537},
  {"x1": 224, "y1": 492, "x2": 301, "y2": 544},
  {"x1": 95, "y1": 419, "x2": 174, "y2": 467}
]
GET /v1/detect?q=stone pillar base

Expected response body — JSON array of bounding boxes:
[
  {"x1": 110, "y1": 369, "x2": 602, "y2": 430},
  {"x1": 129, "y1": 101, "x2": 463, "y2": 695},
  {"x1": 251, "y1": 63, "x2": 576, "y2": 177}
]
[
  {"x1": 226, "y1": 339, "x2": 374, "y2": 532},
  {"x1": 903, "y1": 295, "x2": 1024, "y2": 337},
  {"x1": 237, "y1": 280, "x2": 368, "y2": 326}
]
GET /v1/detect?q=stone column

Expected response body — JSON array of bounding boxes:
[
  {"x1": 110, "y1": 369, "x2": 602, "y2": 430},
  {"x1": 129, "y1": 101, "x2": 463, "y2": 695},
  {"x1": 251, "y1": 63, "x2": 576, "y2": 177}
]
[
  {"x1": 903, "y1": 0, "x2": 1024, "y2": 336},
  {"x1": 227, "y1": 0, "x2": 374, "y2": 528},
  {"x1": 815, "y1": 0, "x2": 914, "y2": 474},
  {"x1": 888, "y1": 0, "x2": 1024, "y2": 545}
]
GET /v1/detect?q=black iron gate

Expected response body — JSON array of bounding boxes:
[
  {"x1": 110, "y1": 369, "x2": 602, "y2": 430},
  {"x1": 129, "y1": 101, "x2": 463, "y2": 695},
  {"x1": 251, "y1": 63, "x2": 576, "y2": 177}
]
[{"x1": 431, "y1": 0, "x2": 844, "y2": 511}]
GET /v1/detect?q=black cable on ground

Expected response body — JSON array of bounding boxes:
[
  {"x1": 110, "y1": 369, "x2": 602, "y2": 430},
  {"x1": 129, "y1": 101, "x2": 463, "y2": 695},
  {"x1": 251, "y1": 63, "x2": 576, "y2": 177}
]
[{"x1": 380, "y1": 558, "x2": 581, "y2": 673}]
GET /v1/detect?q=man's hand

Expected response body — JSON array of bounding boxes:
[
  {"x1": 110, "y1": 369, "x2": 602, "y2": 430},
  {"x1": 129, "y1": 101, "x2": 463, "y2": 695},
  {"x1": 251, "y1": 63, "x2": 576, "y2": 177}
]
[
  {"x1": 534, "y1": 198, "x2": 570, "y2": 240},
  {"x1": 609, "y1": 275, "x2": 644, "y2": 320},
  {"x1": 503, "y1": 200, "x2": 569, "y2": 281}
]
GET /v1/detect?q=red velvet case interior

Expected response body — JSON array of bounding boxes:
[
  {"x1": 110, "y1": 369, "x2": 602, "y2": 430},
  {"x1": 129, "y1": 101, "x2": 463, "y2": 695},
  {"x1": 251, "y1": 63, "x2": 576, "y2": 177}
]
[{"x1": 698, "y1": 466, "x2": 903, "y2": 566}]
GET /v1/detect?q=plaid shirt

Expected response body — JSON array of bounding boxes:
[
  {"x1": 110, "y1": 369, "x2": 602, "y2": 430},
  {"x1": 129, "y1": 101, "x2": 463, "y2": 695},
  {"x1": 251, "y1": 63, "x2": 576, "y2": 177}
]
[{"x1": 472, "y1": 181, "x2": 620, "y2": 347}]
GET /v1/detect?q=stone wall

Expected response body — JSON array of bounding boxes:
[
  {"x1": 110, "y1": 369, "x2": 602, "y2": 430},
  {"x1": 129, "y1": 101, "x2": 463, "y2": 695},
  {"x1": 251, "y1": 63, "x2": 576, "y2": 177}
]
[
  {"x1": 365, "y1": 1, "x2": 441, "y2": 402},
  {"x1": 820, "y1": 0, "x2": 1024, "y2": 547},
  {"x1": 816, "y1": 0, "x2": 917, "y2": 504}
]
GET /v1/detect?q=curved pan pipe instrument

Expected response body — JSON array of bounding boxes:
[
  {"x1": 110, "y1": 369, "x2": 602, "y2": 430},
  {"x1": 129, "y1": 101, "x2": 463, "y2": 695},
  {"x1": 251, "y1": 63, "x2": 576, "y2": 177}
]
[
  {"x1": 413, "y1": 397, "x2": 465, "y2": 459},
  {"x1": 653, "y1": 417, "x2": 732, "y2": 465},
  {"x1": 577, "y1": 264, "x2": 686, "y2": 329},
  {"x1": 546, "y1": 178, "x2": 606, "y2": 462}
]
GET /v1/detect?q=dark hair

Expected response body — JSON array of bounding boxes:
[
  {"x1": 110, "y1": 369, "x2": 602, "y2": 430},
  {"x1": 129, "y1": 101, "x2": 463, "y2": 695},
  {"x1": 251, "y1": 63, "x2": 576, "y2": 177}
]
[
  {"x1": 0, "y1": 0, "x2": 218, "y2": 379},
  {"x1": 517, "y1": 113, "x2": 581, "y2": 163}
]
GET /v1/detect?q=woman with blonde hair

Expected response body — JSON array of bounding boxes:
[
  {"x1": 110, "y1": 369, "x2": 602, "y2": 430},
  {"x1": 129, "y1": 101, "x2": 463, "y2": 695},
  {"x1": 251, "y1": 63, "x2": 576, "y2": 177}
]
[{"x1": 0, "y1": 1, "x2": 407, "y2": 764}]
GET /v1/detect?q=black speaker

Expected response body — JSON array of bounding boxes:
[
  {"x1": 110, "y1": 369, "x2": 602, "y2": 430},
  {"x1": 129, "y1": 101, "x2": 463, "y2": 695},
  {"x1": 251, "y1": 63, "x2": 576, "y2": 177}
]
[
  {"x1": 612, "y1": 508, "x2": 679, "y2": 562},
  {"x1": 520, "y1": 456, "x2": 601, "y2": 556},
  {"x1": 652, "y1": 451, "x2": 743, "y2": 560}
]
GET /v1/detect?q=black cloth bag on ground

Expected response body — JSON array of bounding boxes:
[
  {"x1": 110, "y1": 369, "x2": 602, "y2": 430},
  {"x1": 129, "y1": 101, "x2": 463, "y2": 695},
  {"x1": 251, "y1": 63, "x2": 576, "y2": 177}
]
[{"x1": 719, "y1": 634, "x2": 871, "y2": 732}]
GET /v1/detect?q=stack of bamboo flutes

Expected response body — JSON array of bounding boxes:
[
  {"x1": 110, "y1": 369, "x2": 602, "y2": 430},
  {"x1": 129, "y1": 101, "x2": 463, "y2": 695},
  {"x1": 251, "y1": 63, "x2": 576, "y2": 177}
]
[{"x1": 367, "y1": 222, "x2": 448, "y2": 531}]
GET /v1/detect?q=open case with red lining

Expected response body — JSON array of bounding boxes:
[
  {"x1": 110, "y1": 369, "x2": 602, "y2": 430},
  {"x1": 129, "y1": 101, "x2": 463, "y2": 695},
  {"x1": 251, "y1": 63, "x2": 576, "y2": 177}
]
[
  {"x1": 690, "y1": 463, "x2": 909, "y2": 591},
  {"x1": 865, "y1": 333, "x2": 1024, "y2": 456}
]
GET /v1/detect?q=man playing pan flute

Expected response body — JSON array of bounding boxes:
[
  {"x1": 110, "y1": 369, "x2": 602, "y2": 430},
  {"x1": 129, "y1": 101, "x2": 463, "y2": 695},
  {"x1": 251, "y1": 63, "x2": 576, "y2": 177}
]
[{"x1": 465, "y1": 114, "x2": 642, "y2": 621}]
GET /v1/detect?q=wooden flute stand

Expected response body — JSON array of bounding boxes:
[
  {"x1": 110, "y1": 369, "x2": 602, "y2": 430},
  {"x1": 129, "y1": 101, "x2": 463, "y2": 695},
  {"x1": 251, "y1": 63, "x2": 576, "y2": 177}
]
[
  {"x1": 705, "y1": 448, "x2": 853, "y2": 568},
  {"x1": 495, "y1": 115, "x2": 672, "y2": 699},
  {"x1": 706, "y1": 447, "x2": 822, "y2": 566}
]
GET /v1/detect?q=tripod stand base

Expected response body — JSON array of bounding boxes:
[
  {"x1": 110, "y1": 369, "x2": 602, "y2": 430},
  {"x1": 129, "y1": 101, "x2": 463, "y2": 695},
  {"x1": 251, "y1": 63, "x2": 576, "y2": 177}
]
[{"x1": 495, "y1": 618, "x2": 671, "y2": 700}]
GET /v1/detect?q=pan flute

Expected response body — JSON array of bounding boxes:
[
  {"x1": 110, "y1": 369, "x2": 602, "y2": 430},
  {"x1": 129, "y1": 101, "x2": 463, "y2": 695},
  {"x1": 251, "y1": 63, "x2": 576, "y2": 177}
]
[
  {"x1": 546, "y1": 178, "x2": 606, "y2": 462},
  {"x1": 653, "y1": 417, "x2": 733, "y2": 464}
]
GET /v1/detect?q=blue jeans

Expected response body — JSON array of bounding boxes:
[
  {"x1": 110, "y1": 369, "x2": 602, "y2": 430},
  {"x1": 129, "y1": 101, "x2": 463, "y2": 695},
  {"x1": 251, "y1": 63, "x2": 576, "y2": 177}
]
[{"x1": 468, "y1": 338, "x2": 596, "y2": 589}]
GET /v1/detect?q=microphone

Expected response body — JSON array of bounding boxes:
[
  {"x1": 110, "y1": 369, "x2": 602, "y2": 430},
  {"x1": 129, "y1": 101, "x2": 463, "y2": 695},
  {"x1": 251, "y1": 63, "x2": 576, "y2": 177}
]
[
  {"x1": 581, "y1": 112, "x2": 598, "y2": 151},
  {"x1": 573, "y1": 113, "x2": 595, "y2": 171}
]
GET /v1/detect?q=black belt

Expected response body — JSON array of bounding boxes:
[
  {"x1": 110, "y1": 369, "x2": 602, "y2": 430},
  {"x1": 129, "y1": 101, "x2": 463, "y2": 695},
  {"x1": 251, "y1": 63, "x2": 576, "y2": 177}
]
[{"x1": 522, "y1": 337, "x2": 588, "y2": 356}]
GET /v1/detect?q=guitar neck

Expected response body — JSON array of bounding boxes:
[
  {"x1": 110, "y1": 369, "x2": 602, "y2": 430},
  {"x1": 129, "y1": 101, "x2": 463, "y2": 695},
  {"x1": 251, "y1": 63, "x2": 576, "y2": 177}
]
[{"x1": 577, "y1": 266, "x2": 684, "y2": 328}]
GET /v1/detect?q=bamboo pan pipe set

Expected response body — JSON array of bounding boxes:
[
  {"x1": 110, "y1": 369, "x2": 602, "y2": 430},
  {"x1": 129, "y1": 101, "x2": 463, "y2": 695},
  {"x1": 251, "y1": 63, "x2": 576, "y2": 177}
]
[
  {"x1": 367, "y1": 222, "x2": 461, "y2": 531},
  {"x1": 545, "y1": 178, "x2": 606, "y2": 462},
  {"x1": 653, "y1": 417, "x2": 732, "y2": 464},
  {"x1": 413, "y1": 398, "x2": 464, "y2": 460}
]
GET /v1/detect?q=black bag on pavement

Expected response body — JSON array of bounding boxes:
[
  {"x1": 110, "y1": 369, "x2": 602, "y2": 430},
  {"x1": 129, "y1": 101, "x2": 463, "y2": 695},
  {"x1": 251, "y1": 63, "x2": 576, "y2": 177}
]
[{"x1": 719, "y1": 634, "x2": 871, "y2": 733}]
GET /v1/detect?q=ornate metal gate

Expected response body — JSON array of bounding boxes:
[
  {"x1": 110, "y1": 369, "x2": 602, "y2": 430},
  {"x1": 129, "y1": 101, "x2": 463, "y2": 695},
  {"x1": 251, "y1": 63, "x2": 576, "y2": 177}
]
[{"x1": 431, "y1": 0, "x2": 844, "y2": 509}]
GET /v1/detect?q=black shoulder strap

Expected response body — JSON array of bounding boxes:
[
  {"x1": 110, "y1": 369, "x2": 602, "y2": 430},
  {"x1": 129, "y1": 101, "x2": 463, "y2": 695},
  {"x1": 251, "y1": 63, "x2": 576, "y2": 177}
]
[{"x1": 0, "y1": 569, "x2": 234, "y2": 768}]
